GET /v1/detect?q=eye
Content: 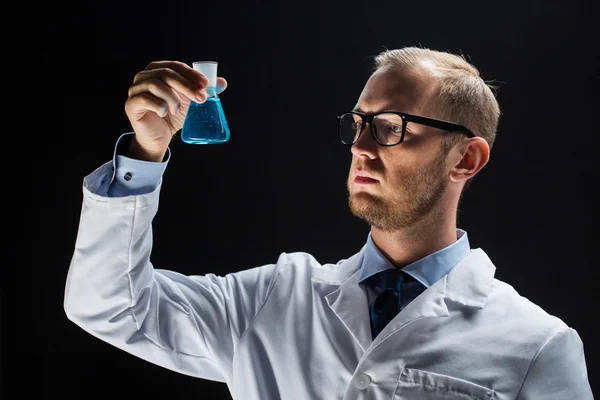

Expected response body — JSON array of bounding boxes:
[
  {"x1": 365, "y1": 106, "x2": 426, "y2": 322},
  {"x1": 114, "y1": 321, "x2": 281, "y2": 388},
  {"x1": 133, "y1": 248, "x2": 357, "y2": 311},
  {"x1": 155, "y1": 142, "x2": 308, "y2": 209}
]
[
  {"x1": 383, "y1": 123, "x2": 402, "y2": 134},
  {"x1": 389, "y1": 124, "x2": 402, "y2": 133}
]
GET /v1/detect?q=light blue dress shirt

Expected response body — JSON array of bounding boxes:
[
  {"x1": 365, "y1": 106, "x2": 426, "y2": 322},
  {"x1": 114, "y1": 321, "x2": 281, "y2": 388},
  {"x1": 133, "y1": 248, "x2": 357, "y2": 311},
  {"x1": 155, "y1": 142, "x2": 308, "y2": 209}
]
[
  {"x1": 357, "y1": 230, "x2": 471, "y2": 308},
  {"x1": 103, "y1": 131, "x2": 471, "y2": 306},
  {"x1": 99, "y1": 132, "x2": 170, "y2": 197}
]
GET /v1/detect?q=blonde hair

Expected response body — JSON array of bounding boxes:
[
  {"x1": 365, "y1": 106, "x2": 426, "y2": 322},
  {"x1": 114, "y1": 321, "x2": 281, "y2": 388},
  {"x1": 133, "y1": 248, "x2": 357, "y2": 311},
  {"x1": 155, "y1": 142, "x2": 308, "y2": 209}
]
[{"x1": 373, "y1": 46, "x2": 501, "y2": 190}]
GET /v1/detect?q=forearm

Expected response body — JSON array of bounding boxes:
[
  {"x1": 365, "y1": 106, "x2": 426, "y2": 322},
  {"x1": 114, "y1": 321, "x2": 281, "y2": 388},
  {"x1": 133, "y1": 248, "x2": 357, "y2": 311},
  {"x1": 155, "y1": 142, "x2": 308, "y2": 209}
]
[
  {"x1": 63, "y1": 163, "x2": 276, "y2": 381},
  {"x1": 62, "y1": 170, "x2": 229, "y2": 379},
  {"x1": 64, "y1": 163, "x2": 160, "y2": 328}
]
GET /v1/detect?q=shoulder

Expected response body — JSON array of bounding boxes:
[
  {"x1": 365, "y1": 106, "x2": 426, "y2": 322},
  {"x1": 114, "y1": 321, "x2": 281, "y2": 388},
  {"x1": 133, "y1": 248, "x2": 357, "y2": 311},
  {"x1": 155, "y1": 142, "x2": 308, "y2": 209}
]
[
  {"x1": 486, "y1": 278, "x2": 573, "y2": 342},
  {"x1": 273, "y1": 251, "x2": 353, "y2": 276},
  {"x1": 270, "y1": 249, "x2": 362, "y2": 288}
]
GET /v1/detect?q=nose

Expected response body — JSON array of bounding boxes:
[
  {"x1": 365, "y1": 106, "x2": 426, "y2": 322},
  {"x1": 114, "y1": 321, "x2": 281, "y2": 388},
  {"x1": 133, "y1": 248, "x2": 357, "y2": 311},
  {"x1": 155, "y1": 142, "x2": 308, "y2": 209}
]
[{"x1": 350, "y1": 122, "x2": 378, "y2": 159}]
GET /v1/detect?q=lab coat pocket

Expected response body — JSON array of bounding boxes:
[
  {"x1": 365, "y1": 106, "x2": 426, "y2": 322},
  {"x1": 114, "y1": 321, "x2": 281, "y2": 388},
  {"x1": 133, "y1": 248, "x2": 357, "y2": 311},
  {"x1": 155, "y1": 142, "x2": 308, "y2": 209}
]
[{"x1": 394, "y1": 368, "x2": 495, "y2": 399}]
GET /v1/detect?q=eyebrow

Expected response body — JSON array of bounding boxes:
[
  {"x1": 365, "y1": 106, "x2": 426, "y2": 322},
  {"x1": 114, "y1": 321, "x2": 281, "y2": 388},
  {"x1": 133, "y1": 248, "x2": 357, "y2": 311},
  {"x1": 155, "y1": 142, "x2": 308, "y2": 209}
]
[
  {"x1": 352, "y1": 108, "x2": 402, "y2": 114},
  {"x1": 352, "y1": 107, "x2": 369, "y2": 113}
]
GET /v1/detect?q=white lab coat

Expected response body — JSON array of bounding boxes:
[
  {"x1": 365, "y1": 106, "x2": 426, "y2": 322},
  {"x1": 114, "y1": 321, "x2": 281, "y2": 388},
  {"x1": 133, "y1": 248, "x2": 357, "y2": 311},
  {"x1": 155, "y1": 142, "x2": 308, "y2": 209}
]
[{"x1": 64, "y1": 161, "x2": 593, "y2": 400}]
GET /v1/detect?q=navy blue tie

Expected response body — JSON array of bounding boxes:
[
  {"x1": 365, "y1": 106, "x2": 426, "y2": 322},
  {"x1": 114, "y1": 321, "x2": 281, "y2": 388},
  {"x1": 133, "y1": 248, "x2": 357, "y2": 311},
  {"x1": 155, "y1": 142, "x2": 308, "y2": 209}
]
[{"x1": 369, "y1": 269, "x2": 424, "y2": 339}]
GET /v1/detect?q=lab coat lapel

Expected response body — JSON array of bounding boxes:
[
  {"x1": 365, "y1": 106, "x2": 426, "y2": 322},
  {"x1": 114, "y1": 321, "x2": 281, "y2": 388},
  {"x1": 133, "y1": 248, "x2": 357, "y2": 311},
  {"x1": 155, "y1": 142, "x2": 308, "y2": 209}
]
[
  {"x1": 443, "y1": 248, "x2": 496, "y2": 308},
  {"x1": 310, "y1": 247, "x2": 497, "y2": 352},
  {"x1": 372, "y1": 248, "x2": 497, "y2": 346},
  {"x1": 312, "y1": 246, "x2": 373, "y2": 352}
]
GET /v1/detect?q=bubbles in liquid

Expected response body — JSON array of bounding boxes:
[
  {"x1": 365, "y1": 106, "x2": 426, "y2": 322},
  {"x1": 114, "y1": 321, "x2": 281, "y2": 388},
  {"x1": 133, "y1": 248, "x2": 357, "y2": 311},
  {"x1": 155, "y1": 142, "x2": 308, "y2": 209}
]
[{"x1": 181, "y1": 96, "x2": 230, "y2": 144}]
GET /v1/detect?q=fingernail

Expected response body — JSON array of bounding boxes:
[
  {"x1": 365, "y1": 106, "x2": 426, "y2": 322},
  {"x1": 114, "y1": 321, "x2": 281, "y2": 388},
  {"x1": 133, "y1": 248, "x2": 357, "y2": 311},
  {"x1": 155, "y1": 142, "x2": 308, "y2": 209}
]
[{"x1": 160, "y1": 103, "x2": 168, "y2": 117}]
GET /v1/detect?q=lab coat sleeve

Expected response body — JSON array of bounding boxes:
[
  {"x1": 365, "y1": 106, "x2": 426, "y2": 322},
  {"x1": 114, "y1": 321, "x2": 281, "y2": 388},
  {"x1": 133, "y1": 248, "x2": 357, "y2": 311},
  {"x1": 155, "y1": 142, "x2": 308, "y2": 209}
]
[
  {"x1": 64, "y1": 161, "x2": 280, "y2": 383},
  {"x1": 515, "y1": 326, "x2": 594, "y2": 399}
]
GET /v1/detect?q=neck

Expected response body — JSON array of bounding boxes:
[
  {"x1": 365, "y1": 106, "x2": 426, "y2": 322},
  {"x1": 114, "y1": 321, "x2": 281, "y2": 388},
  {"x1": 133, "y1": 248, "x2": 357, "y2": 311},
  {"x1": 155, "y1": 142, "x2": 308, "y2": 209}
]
[{"x1": 370, "y1": 200, "x2": 459, "y2": 269}]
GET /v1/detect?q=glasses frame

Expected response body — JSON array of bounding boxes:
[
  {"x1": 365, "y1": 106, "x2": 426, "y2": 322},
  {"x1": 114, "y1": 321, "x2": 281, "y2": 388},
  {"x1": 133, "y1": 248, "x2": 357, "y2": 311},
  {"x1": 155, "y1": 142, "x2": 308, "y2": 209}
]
[{"x1": 337, "y1": 111, "x2": 475, "y2": 146}]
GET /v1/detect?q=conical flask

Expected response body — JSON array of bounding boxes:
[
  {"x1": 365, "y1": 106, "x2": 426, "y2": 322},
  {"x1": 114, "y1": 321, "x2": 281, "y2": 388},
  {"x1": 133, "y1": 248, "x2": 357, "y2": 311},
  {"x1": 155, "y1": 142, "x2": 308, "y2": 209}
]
[{"x1": 181, "y1": 61, "x2": 230, "y2": 144}]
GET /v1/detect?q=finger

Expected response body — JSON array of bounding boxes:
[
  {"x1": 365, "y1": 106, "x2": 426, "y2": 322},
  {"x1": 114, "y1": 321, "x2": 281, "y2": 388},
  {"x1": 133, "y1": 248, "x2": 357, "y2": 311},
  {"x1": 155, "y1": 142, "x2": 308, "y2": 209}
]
[
  {"x1": 126, "y1": 92, "x2": 171, "y2": 120},
  {"x1": 131, "y1": 69, "x2": 207, "y2": 105},
  {"x1": 128, "y1": 77, "x2": 191, "y2": 114},
  {"x1": 141, "y1": 60, "x2": 209, "y2": 88}
]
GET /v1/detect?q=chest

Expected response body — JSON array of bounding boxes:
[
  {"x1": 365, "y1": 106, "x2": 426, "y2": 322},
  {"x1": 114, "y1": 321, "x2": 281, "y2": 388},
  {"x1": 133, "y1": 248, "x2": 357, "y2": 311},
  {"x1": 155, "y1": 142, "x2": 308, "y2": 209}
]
[{"x1": 230, "y1": 284, "x2": 523, "y2": 400}]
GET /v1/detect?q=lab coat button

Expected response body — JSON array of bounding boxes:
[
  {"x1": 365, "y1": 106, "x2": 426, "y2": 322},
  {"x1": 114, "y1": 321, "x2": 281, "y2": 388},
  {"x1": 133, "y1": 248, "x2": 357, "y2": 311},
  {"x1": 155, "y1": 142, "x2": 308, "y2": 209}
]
[
  {"x1": 124, "y1": 172, "x2": 132, "y2": 181},
  {"x1": 355, "y1": 373, "x2": 371, "y2": 389}
]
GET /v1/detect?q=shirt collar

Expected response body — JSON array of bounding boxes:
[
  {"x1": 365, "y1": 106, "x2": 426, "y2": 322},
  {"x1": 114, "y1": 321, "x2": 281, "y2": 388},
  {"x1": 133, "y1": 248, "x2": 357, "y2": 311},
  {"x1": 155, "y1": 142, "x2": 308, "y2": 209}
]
[{"x1": 357, "y1": 229, "x2": 471, "y2": 288}]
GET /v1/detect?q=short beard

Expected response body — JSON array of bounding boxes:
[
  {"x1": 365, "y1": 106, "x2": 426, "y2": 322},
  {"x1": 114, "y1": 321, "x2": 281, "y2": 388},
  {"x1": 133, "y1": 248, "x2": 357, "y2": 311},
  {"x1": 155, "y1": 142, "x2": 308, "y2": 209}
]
[{"x1": 347, "y1": 153, "x2": 448, "y2": 232}]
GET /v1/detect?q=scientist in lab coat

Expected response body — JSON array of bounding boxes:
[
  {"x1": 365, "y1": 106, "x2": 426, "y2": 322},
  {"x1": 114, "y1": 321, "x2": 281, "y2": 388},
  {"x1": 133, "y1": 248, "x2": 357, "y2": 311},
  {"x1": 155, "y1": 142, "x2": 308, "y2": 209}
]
[{"x1": 64, "y1": 46, "x2": 593, "y2": 399}]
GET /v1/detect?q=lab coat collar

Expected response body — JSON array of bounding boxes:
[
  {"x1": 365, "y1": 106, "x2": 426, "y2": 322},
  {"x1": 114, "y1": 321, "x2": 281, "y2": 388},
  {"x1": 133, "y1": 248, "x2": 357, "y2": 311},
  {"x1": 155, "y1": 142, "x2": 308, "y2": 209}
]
[{"x1": 311, "y1": 246, "x2": 496, "y2": 351}]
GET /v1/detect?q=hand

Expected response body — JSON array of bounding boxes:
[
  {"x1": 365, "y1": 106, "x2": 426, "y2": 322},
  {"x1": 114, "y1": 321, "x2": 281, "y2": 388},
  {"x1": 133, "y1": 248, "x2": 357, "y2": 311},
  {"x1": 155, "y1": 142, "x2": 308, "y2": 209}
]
[{"x1": 124, "y1": 61, "x2": 228, "y2": 161}]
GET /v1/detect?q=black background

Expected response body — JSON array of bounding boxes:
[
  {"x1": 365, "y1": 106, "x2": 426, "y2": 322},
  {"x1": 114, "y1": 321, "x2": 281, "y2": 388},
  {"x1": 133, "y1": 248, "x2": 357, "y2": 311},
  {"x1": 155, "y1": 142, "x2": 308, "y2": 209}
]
[{"x1": 11, "y1": 0, "x2": 599, "y2": 398}]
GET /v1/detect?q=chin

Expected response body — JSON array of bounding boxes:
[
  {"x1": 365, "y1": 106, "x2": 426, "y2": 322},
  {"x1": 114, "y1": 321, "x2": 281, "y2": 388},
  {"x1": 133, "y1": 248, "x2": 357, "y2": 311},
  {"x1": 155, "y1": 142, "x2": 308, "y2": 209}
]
[
  {"x1": 349, "y1": 192, "x2": 383, "y2": 215},
  {"x1": 349, "y1": 190, "x2": 376, "y2": 204}
]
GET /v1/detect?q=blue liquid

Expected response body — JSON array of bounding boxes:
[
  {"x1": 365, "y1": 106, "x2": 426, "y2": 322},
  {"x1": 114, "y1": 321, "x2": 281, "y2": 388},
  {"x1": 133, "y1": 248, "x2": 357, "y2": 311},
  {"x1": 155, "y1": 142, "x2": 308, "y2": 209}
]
[{"x1": 181, "y1": 95, "x2": 230, "y2": 144}]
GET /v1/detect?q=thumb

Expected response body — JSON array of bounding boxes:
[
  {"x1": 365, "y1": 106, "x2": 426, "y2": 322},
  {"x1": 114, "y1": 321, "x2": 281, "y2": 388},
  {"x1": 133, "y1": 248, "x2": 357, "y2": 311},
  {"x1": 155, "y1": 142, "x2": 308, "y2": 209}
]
[{"x1": 216, "y1": 77, "x2": 228, "y2": 94}]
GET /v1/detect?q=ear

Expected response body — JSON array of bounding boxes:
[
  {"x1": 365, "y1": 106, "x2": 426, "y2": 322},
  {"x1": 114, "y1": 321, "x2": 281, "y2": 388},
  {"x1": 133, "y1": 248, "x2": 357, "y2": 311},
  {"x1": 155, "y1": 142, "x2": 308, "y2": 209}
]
[{"x1": 449, "y1": 137, "x2": 490, "y2": 184}]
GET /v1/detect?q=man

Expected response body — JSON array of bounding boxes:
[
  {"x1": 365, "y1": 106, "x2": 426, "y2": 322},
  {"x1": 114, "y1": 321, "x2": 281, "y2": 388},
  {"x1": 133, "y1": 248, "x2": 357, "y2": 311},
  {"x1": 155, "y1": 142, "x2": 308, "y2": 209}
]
[{"x1": 64, "y1": 47, "x2": 593, "y2": 399}]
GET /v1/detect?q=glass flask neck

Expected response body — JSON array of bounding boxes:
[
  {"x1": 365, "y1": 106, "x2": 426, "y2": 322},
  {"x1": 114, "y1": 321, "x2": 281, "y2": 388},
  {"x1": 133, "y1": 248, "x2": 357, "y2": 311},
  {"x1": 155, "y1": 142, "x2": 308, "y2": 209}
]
[{"x1": 206, "y1": 86, "x2": 219, "y2": 98}]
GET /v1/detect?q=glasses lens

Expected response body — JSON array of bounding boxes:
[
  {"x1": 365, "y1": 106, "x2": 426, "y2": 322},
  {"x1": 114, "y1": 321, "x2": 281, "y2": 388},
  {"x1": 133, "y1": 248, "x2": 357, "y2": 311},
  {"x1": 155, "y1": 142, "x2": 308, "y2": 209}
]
[
  {"x1": 339, "y1": 113, "x2": 363, "y2": 145},
  {"x1": 373, "y1": 113, "x2": 404, "y2": 145}
]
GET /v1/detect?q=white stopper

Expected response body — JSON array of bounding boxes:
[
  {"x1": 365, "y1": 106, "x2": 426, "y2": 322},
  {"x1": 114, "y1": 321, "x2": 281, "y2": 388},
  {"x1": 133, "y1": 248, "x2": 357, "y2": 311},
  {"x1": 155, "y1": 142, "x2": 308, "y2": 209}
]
[{"x1": 192, "y1": 61, "x2": 218, "y2": 88}]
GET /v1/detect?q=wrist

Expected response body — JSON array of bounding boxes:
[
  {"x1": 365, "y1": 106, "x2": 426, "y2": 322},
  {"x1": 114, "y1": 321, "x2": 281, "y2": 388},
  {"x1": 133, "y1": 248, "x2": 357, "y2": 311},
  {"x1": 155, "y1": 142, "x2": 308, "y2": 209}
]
[{"x1": 126, "y1": 137, "x2": 167, "y2": 162}]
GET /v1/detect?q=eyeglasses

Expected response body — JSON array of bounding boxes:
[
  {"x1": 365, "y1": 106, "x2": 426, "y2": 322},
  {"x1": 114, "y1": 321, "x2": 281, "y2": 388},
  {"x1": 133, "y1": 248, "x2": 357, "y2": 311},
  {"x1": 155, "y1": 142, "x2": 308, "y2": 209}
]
[{"x1": 337, "y1": 111, "x2": 475, "y2": 146}]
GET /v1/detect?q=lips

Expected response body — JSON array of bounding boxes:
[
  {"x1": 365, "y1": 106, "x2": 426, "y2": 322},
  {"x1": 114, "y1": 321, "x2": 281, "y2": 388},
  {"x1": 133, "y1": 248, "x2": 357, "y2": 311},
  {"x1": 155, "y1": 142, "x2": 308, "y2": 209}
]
[
  {"x1": 355, "y1": 176, "x2": 378, "y2": 184},
  {"x1": 355, "y1": 170, "x2": 379, "y2": 181}
]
